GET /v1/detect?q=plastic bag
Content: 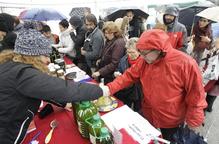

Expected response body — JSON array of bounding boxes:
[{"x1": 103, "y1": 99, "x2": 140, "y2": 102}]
[{"x1": 202, "y1": 55, "x2": 219, "y2": 81}]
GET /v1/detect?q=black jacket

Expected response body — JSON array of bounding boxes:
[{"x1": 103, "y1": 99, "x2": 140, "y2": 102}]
[
  {"x1": 0, "y1": 61, "x2": 102, "y2": 144},
  {"x1": 70, "y1": 26, "x2": 86, "y2": 60}
]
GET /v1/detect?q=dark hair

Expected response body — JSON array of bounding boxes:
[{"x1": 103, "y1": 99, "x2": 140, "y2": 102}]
[
  {"x1": 126, "y1": 10, "x2": 134, "y2": 14},
  {"x1": 14, "y1": 16, "x2": 20, "y2": 26},
  {"x1": 59, "y1": 19, "x2": 69, "y2": 28},
  {"x1": 85, "y1": 14, "x2": 97, "y2": 26},
  {"x1": 41, "y1": 25, "x2": 51, "y2": 33}
]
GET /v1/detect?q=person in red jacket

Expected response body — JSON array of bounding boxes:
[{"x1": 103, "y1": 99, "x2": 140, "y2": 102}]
[
  {"x1": 100, "y1": 29, "x2": 207, "y2": 142},
  {"x1": 163, "y1": 6, "x2": 188, "y2": 53}
]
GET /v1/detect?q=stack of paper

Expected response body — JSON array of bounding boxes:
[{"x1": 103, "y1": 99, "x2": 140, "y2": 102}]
[{"x1": 101, "y1": 105, "x2": 162, "y2": 144}]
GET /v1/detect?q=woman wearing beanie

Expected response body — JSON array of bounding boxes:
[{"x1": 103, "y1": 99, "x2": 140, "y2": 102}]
[
  {"x1": 0, "y1": 22, "x2": 103, "y2": 144},
  {"x1": 53, "y1": 19, "x2": 75, "y2": 59}
]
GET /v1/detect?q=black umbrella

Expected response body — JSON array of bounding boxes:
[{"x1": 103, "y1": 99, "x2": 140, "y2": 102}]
[
  {"x1": 179, "y1": 6, "x2": 209, "y2": 36},
  {"x1": 69, "y1": 7, "x2": 91, "y2": 18},
  {"x1": 173, "y1": 125, "x2": 207, "y2": 144},
  {"x1": 106, "y1": 8, "x2": 149, "y2": 21}
]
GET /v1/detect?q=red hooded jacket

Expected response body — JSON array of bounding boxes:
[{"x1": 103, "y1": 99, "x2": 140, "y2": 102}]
[{"x1": 107, "y1": 29, "x2": 207, "y2": 128}]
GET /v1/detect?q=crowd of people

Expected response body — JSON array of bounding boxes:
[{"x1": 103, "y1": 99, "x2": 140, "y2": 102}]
[{"x1": 0, "y1": 5, "x2": 218, "y2": 143}]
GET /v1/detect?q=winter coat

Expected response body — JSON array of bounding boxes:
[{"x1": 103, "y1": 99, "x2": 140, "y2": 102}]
[
  {"x1": 70, "y1": 26, "x2": 87, "y2": 62},
  {"x1": 0, "y1": 61, "x2": 102, "y2": 144},
  {"x1": 98, "y1": 37, "x2": 125, "y2": 84},
  {"x1": 107, "y1": 29, "x2": 207, "y2": 128},
  {"x1": 83, "y1": 27, "x2": 104, "y2": 68},
  {"x1": 54, "y1": 29, "x2": 75, "y2": 57},
  {"x1": 163, "y1": 6, "x2": 188, "y2": 52}
]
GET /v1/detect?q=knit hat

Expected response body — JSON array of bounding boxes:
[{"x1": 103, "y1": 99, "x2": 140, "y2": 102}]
[
  {"x1": 69, "y1": 15, "x2": 83, "y2": 28},
  {"x1": 0, "y1": 20, "x2": 8, "y2": 33},
  {"x1": 14, "y1": 22, "x2": 52, "y2": 56}
]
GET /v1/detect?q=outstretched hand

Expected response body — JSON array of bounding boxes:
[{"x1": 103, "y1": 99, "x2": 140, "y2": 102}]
[{"x1": 99, "y1": 83, "x2": 110, "y2": 97}]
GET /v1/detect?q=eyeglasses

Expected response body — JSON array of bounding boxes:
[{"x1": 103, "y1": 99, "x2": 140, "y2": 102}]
[
  {"x1": 199, "y1": 19, "x2": 208, "y2": 23},
  {"x1": 138, "y1": 50, "x2": 157, "y2": 57}
]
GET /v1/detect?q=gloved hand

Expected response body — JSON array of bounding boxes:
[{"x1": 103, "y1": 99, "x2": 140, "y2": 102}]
[{"x1": 99, "y1": 83, "x2": 110, "y2": 97}]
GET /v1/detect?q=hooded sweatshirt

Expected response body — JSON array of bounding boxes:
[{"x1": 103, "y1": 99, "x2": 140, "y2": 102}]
[
  {"x1": 163, "y1": 6, "x2": 188, "y2": 53},
  {"x1": 107, "y1": 29, "x2": 207, "y2": 128}
]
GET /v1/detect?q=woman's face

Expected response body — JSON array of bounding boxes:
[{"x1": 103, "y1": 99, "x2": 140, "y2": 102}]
[
  {"x1": 126, "y1": 48, "x2": 139, "y2": 60},
  {"x1": 104, "y1": 30, "x2": 115, "y2": 40},
  {"x1": 199, "y1": 18, "x2": 210, "y2": 28},
  {"x1": 40, "y1": 55, "x2": 50, "y2": 65},
  {"x1": 59, "y1": 25, "x2": 66, "y2": 32}
]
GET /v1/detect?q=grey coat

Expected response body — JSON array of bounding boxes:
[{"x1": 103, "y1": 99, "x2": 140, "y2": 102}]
[{"x1": 83, "y1": 27, "x2": 104, "y2": 68}]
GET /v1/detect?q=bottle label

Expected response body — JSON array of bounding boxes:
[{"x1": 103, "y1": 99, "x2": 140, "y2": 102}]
[{"x1": 89, "y1": 133, "x2": 96, "y2": 144}]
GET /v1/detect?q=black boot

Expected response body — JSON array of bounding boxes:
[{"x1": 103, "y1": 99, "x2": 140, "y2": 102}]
[{"x1": 205, "y1": 94, "x2": 217, "y2": 112}]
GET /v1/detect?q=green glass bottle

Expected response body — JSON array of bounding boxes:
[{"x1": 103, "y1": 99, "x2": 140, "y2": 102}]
[
  {"x1": 72, "y1": 102, "x2": 80, "y2": 125},
  {"x1": 87, "y1": 114, "x2": 105, "y2": 144},
  {"x1": 76, "y1": 101, "x2": 98, "y2": 138},
  {"x1": 97, "y1": 127, "x2": 114, "y2": 144}
]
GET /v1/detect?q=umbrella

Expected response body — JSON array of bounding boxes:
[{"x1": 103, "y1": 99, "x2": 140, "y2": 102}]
[
  {"x1": 69, "y1": 7, "x2": 91, "y2": 18},
  {"x1": 179, "y1": 6, "x2": 210, "y2": 36},
  {"x1": 19, "y1": 8, "x2": 67, "y2": 21},
  {"x1": 105, "y1": 8, "x2": 149, "y2": 21},
  {"x1": 196, "y1": 6, "x2": 219, "y2": 23}
]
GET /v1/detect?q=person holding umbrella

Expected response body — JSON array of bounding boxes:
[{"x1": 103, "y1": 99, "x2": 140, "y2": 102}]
[
  {"x1": 192, "y1": 17, "x2": 212, "y2": 65},
  {"x1": 125, "y1": 10, "x2": 145, "y2": 38}
]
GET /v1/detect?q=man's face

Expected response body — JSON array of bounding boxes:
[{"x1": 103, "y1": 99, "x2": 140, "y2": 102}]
[
  {"x1": 138, "y1": 49, "x2": 161, "y2": 64},
  {"x1": 164, "y1": 14, "x2": 175, "y2": 24},
  {"x1": 0, "y1": 31, "x2": 6, "y2": 41},
  {"x1": 85, "y1": 20, "x2": 95, "y2": 32},
  {"x1": 126, "y1": 11, "x2": 134, "y2": 22}
]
